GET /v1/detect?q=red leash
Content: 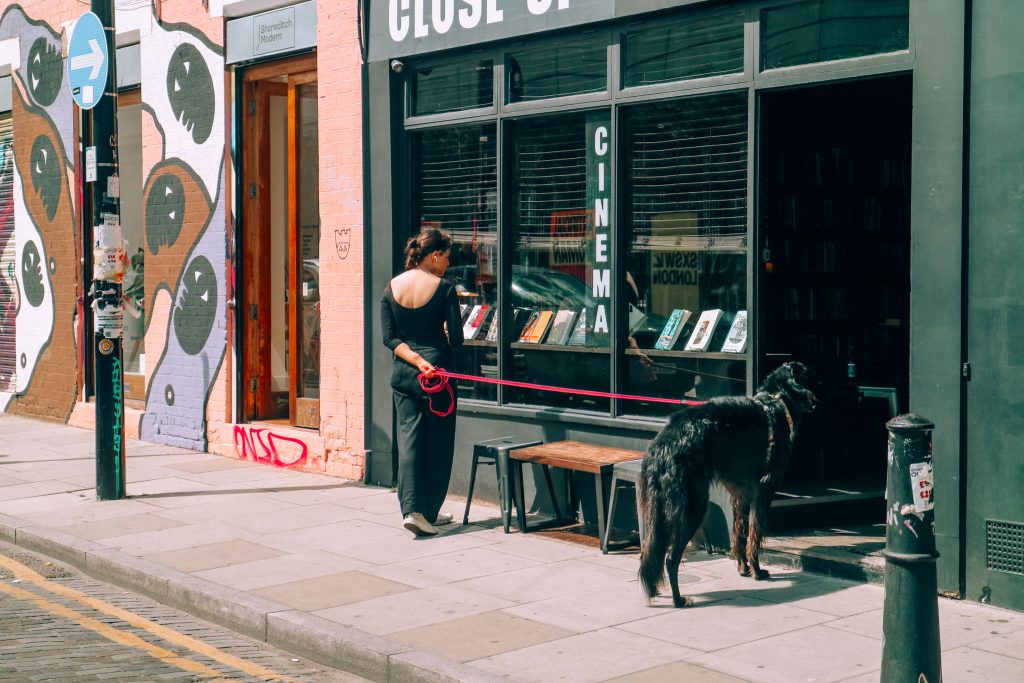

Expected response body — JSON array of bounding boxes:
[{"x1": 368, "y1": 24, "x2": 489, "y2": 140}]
[{"x1": 418, "y1": 368, "x2": 704, "y2": 417}]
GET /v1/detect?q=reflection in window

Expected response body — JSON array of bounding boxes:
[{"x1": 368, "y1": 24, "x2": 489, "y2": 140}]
[
  {"x1": 506, "y1": 112, "x2": 610, "y2": 411},
  {"x1": 411, "y1": 59, "x2": 493, "y2": 116},
  {"x1": 621, "y1": 92, "x2": 749, "y2": 414},
  {"x1": 623, "y1": 10, "x2": 744, "y2": 88},
  {"x1": 507, "y1": 39, "x2": 606, "y2": 103},
  {"x1": 413, "y1": 124, "x2": 498, "y2": 401},
  {"x1": 116, "y1": 100, "x2": 145, "y2": 376},
  {"x1": 762, "y1": 0, "x2": 909, "y2": 70},
  {"x1": 298, "y1": 83, "x2": 320, "y2": 401}
]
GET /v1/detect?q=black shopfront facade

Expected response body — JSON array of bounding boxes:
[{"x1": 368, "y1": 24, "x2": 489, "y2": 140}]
[{"x1": 364, "y1": 0, "x2": 1024, "y2": 611}]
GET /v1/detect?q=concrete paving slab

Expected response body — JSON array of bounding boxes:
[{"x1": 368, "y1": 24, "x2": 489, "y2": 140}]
[
  {"x1": 366, "y1": 546, "x2": 544, "y2": 589},
  {"x1": 502, "y1": 576, "x2": 683, "y2": 632},
  {"x1": 142, "y1": 538, "x2": 286, "y2": 573},
  {"x1": 222, "y1": 501, "x2": 374, "y2": 534},
  {"x1": 0, "y1": 489, "x2": 92, "y2": 515},
  {"x1": 967, "y1": 620, "x2": 1024, "y2": 660},
  {"x1": 941, "y1": 645, "x2": 1024, "y2": 682},
  {"x1": 258, "y1": 518, "x2": 408, "y2": 555},
  {"x1": 456, "y1": 558, "x2": 637, "y2": 605},
  {"x1": 194, "y1": 550, "x2": 373, "y2": 591},
  {"x1": 605, "y1": 661, "x2": 749, "y2": 682},
  {"x1": 686, "y1": 623, "x2": 882, "y2": 683},
  {"x1": 479, "y1": 534, "x2": 598, "y2": 563},
  {"x1": 252, "y1": 571, "x2": 414, "y2": 611},
  {"x1": 0, "y1": 473, "x2": 28, "y2": 486},
  {"x1": 619, "y1": 595, "x2": 834, "y2": 652},
  {"x1": 336, "y1": 490, "x2": 404, "y2": 516},
  {"x1": 745, "y1": 576, "x2": 884, "y2": 617},
  {"x1": 390, "y1": 610, "x2": 576, "y2": 663},
  {"x1": 152, "y1": 492, "x2": 300, "y2": 525},
  {"x1": 470, "y1": 627, "x2": 700, "y2": 683},
  {"x1": 0, "y1": 480, "x2": 81, "y2": 502},
  {"x1": 21, "y1": 498, "x2": 163, "y2": 526},
  {"x1": 98, "y1": 520, "x2": 259, "y2": 556},
  {"x1": 335, "y1": 526, "x2": 500, "y2": 565},
  {"x1": 165, "y1": 457, "x2": 254, "y2": 473},
  {"x1": 315, "y1": 584, "x2": 516, "y2": 636},
  {"x1": 264, "y1": 482, "x2": 398, "y2": 506},
  {"x1": 55, "y1": 512, "x2": 186, "y2": 540}
]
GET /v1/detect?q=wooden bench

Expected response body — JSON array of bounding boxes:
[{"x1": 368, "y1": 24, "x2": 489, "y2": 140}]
[{"x1": 508, "y1": 441, "x2": 643, "y2": 542}]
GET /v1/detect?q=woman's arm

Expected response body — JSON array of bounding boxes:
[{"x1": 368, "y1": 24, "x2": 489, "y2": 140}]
[{"x1": 444, "y1": 283, "x2": 465, "y2": 348}]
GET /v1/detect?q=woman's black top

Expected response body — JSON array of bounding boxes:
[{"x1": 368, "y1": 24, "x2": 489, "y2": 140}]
[{"x1": 380, "y1": 278, "x2": 464, "y2": 396}]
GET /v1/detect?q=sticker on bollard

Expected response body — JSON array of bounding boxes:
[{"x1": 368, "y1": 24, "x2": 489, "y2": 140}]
[{"x1": 909, "y1": 461, "x2": 934, "y2": 512}]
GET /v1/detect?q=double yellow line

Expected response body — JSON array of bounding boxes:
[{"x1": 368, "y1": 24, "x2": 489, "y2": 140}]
[{"x1": 0, "y1": 554, "x2": 298, "y2": 682}]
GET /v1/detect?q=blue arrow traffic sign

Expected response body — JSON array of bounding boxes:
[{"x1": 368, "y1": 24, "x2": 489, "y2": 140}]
[{"x1": 66, "y1": 11, "x2": 108, "y2": 110}]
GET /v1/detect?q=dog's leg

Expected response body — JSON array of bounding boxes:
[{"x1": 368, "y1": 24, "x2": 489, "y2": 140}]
[
  {"x1": 667, "y1": 492, "x2": 707, "y2": 608},
  {"x1": 747, "y1": 496, "x2": 771, "y2": 580},
  {"x1": 666, "y1": 541, "x2": 688, "y2": 608},
  {"x1": 731, "y1": 497, "x2": 751, "y2": 577}
]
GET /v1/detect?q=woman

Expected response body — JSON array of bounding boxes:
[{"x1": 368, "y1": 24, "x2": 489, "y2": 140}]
[{"x1": 380, "y1": 227, "x2": 464, "y2": 536}]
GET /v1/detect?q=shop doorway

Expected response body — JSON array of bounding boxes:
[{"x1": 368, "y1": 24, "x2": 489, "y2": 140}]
[
  {"x1": 241, "y1": 55, "x2": 320, "y2": 428},
  {"x1": 758, "y1": 75, "x2": 912, "y2": 509}
]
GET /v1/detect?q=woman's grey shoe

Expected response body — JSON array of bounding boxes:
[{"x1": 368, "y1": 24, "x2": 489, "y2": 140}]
[
  {"x1": 434, "y1": 512, "x2": 454, "y2": 526},
  {"x1": 404, "y1": 513, "x2": 438, "y2": 536}
]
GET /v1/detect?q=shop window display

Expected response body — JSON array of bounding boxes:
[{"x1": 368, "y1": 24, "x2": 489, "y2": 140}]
[{"x1": 621, "y1": 92, "x2": 749, "y2": 416}]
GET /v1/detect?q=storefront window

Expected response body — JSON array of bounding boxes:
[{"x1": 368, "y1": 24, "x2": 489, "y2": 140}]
[
  {"x1": 413, "y1": 124, "x2": 498, "y2": 401},
  {"x1": 622, "y1": 10, "x2": 745, "y2": 88},
  {"x1": 761, "y1": 0, "x2": 909, "y2": 70},
  {"x1": 411, "y1": 59, "x2": 493, "y2": 116},
  {"x1": 505, "y1": 111, "x2": 611, "y2": 411},
  {"x1": 116, "y1": 99, "x2": 145, "y2": 377},
  {"x1": 621, "y1": 92, "x2": 749, "y2": 415},
  {"x1": 507, "y1": 39, "x2": 606, "y2": 103}
]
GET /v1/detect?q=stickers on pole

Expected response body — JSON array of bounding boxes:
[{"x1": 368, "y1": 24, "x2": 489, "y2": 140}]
[
  {"x1": 909, "y1": 461, "x2": 934, "y2": 512},
  {"x1": 93, "y1": 214, "x2": 125, "y2": 281},
  {"x1": 92, "y1": 283, "x2": 123, "y2": 339}
]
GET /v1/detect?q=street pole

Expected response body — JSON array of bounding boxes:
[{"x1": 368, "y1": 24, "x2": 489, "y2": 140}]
[
  {"x1": 881, "y1": 413, "x2": 941, "y2": 682},
  {"x1": 89, "y1": 0, "x2": 124, "y2": 500}
]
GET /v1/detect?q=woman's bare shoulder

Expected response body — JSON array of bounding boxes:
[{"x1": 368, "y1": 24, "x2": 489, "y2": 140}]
[{"x1": 391, "y1": 271, "x2": 441, "y2": 308}]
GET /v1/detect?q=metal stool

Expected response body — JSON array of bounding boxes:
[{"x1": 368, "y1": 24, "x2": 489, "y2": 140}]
[
  {"x1": 600, "y1": 458, "x2": 645, "y2": 554},
  {"x1": 463, "y1": 437, "x2": 542, "y2": 532}
]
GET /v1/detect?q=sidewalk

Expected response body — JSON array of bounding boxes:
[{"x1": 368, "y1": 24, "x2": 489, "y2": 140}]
[{"x1": 1, "y1": 415, "x2": 1022, "y2": 683}]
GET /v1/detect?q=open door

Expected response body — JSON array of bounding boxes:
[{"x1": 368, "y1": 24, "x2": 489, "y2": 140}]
[{"x1": 242, "y1": 55, "x2": 320, "y2": 428}]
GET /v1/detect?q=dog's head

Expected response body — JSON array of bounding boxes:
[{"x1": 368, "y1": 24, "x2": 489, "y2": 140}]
[{"x1": 758, "y1": 361, "x2": 819, "y2": 419}]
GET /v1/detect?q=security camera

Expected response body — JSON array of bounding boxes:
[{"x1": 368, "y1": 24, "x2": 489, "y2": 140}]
[{"x1": 390, "y1": 59, "x2": 404, "y2": 74}]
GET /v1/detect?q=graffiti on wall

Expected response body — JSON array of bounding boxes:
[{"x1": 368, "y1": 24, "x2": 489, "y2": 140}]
[
  {"x1": 233, "y1": 425, "x2": 309, "y2": 469},
  {"x1": 139, "y1": 17, "x2": 227, "y2": 451},
  {"x1": 0, "y1": 6, "x2": 77, "y2": 419}
]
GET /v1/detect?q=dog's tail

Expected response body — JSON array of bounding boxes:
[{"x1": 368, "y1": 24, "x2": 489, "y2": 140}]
[{"x1": 637, "y1": 456, "x2": 667, "y2": 602}]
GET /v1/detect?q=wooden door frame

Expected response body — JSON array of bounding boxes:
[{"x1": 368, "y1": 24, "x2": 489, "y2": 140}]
[{"x1": 241, "y1": 54, "x2": 317, "y2": 425}]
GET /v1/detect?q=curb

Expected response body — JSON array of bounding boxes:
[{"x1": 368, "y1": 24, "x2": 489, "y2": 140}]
[
  {"x1": 0, "y1": 514, "x2": 505, "y2": 683},
  {"x1": 761, "y1": 547, "x2": 886, "y2": 585}
]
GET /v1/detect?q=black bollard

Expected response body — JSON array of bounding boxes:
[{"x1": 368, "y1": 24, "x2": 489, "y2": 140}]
[{"x1": 881, "y1": 414, "x2": 941, "y2": 683}]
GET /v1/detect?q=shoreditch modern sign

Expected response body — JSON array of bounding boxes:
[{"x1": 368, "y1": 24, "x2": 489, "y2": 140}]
[{"x1": 369, "y1": 0, "x2": 614, "y2": 61}]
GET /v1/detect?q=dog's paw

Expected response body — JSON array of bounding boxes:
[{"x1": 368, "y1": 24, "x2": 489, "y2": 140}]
[
  {"x1": 753, "y1": 569, "x2": 770, "y2": 581},
  {"x1": 672, "y1": 596, "x2": 689, "y2": 608},
  {"x1": 738, "y1": 566, "x2": 751, "y2": 577}
]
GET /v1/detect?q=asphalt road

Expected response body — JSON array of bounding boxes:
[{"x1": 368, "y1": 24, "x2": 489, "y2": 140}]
[{"x1": 0, "y1": 541, "x2": 368, "y2": 682}]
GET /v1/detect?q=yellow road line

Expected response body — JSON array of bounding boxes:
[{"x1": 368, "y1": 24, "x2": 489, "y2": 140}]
[
  {"x1": 0, "y1": 581, "x2": 229, "y2": 680},
  {"x1": 0, "y1": 554, "x2": 297, "y2": 682}
]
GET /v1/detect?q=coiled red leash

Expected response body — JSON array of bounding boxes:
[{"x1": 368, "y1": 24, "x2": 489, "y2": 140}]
[
  {"x1": 417, "y1": 371, "x2": 456, "y2": 417},
  {"x1": 418, "y1": 368, "x2": 704, "y2": 417}
]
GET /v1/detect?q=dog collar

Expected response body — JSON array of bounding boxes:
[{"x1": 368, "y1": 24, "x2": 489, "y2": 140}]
[{"x1": 758, "y1": 393, "x2": 794, "y2": 445}]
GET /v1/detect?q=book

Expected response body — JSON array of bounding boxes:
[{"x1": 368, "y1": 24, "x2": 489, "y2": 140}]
[
  {"x1": 516, "y1": 310, "x2": 541, "y2": 343},
  {"x1": 721, "y1": 310, "x2": 748, "y2": 353},
  {"x1": 459, "y1": 303, "x2": 469, "y2": 320},
  {"x1": 520, "y1": 310, "x2": 554, "y2": 344},
  {"x1": 566, "y1": 309, "x2": 588, "y2": 346},
  {"x1": 684, "y1": 309, "x2": 723, "y2": 352},
  {"x1": 654, "y1": 309, "x2": 692, "y2": 351},
  {"x1": 462, "y1": 304, "x2": 491, "y2": 340},
  {"x1": 546, "y1": 309, "x2": 578, "y2": 346},
  {"x1": 484, "y1": 313, "x2": 500, "y2": 342}
]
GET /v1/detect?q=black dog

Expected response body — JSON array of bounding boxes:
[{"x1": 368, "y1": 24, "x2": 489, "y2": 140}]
[{"x1": 637, "y1": 361, "x2": 818, "y2": 607}]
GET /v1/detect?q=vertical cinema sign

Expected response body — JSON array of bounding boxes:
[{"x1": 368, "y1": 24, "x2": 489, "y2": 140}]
[{"x1": 588, "y1": 112, "x2": 611, "y2": 344}]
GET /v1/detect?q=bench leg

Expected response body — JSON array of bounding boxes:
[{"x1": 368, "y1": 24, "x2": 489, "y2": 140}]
[
  {"x1": 463, "y1": 451, "x2": 481, "y2": 525},
  {"x1": 594, "y1": 468, "x2": 610, "y2": 550},
  {"x1": 512, "y1": 460, "x2": 527, "y2": 533},
  {"x1": 601, "y1": 476, "x2": 620, "y2": 554},
  {"x1": 541, "y1": 465, "x2": 561, "y2": 521},
  {"x1": 496, "y1": 452, "x2": 512, "y2": 534},
  {"x1": 634, "y1": 482, "x2": 645, "y2": 545}
]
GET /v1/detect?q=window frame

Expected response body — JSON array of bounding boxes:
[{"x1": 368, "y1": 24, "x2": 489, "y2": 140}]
[{"x1": 397, "y1": 0, "x2": 915, "y2": 425}]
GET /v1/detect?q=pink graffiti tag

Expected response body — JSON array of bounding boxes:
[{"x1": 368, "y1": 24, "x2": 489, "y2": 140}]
[{"x1": 233, "y1": 425, "x2": 308, "y2": 468}]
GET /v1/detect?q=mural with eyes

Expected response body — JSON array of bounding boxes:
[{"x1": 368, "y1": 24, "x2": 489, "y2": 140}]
[
  {"x1": 20, "y1": 241, "x2": 45, "y2": 308},
  {"x1": 27, "y1": 37, "x2": 62, "y2": 107},
  {"x1": 29, "y1": 135, "x2": 60, "y2": 221},
  {"x1": 173, "y1": 255, "x2": 218, "y2": 356},
  {"x1": 166, "y1": 44, "x2": 215, "y2": 145},
  {"x1": 146, "y1": 173, "x2": 186, "y2": 253}
]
